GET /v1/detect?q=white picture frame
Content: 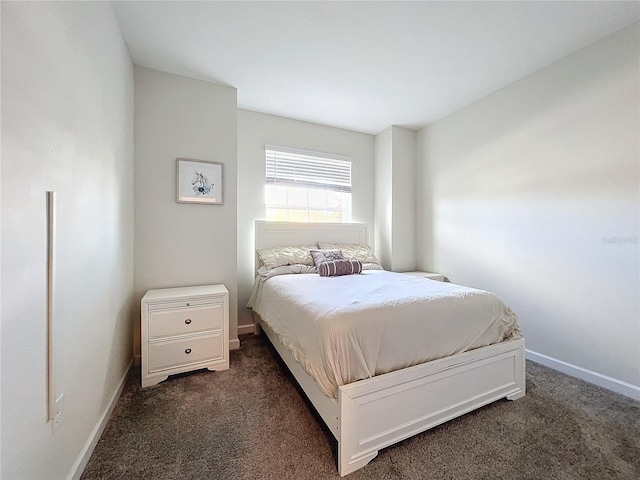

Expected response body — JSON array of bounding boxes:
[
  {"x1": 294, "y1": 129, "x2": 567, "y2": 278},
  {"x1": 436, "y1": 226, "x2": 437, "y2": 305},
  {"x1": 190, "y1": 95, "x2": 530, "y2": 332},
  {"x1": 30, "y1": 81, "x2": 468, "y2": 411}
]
[{"x1": 176, "y1": 158, "x2": 223, "y2": 205}]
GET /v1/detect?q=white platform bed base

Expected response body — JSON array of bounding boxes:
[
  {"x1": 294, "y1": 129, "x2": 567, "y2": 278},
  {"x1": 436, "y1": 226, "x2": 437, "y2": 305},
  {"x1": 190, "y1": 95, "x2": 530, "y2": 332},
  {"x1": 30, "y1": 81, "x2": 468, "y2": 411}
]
[
  {"x1": 253, "y1": 221, "x2": 526, "y2": 476},
  {"x1": 259, "y1": 318, "x2": 525, "y2": 476}
]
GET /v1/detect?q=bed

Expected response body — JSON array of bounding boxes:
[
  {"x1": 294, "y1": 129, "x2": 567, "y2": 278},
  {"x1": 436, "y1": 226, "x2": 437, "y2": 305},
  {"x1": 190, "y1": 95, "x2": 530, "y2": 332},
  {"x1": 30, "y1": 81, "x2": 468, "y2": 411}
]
[{"x1": 249, "y1": 221, "x2": 526, "y2": 476}]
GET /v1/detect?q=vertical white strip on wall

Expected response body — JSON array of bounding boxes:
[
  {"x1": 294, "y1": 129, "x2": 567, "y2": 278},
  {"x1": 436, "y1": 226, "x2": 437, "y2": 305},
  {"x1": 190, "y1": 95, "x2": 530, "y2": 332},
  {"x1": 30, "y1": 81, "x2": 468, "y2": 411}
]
[{"x1": 46, "y1": 191, "x2": 56, "y2": 421}]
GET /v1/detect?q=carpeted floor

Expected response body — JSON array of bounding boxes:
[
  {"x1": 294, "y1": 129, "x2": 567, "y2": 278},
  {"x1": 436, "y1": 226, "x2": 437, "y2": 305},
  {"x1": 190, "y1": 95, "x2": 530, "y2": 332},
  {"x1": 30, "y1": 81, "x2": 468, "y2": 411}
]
[{"x1": 81, "y1": 335, "x2": 640, "y2": 480}]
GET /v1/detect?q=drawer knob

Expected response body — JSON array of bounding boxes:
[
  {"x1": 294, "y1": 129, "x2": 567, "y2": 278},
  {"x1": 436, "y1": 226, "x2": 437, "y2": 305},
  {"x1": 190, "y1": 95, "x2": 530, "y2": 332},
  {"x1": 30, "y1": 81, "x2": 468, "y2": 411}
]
[
  {"x1": 184, "y1": 318, "x2": 192, "y2": 325},
  {"x1": 185, "y1": 348, "x2": 192, "y2": 354}
]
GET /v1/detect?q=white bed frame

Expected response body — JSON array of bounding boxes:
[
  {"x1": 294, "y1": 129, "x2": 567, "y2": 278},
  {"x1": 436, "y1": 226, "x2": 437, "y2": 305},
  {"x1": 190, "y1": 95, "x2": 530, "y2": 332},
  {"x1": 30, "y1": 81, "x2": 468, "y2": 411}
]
[{"x1": 253, "y1": 221, "x2": 526, "y2": 476}]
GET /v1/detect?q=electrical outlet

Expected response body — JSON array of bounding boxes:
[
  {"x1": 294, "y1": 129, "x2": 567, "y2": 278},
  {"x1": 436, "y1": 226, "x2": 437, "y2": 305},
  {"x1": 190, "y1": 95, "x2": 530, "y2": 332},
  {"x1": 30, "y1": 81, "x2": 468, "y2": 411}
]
[{"x1": 53, "y1": 393, "x2": 64, "y2": 432}]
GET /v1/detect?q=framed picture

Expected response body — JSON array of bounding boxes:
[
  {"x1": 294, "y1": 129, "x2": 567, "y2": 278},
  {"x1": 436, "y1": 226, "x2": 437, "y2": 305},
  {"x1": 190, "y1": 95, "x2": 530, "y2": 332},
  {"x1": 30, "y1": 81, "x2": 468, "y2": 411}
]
[{"x1": 176, "y1": 158, "x2": 223, "y2": 205}]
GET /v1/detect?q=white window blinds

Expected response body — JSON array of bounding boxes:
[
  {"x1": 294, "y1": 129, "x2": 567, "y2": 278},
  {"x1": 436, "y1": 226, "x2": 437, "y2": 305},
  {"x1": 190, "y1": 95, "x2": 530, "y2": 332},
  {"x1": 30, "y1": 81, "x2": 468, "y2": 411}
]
[{"x1": 265, "y1": 145, "x2": 352, "y2": 193}]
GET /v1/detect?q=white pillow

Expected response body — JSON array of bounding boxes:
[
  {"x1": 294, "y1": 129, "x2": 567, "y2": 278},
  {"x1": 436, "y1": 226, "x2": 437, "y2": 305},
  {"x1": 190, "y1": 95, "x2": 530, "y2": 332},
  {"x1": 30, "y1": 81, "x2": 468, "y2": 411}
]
[
  {"x1": 258, "y1": 264, "x2": 317, "y2": 279},
  {"x1": 257, "y1": 245, "x2": 316, "y2": 270},
  {"x1": 361, "y1": 262, "x2": 384, "y2": 271}
]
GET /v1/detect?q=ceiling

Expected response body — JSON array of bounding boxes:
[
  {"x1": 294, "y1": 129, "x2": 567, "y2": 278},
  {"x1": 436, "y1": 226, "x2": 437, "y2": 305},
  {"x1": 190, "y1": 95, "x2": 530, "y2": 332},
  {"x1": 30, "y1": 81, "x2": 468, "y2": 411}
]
[{"x1": 112, "y1": 1, "x2": 639, "y2": 135}]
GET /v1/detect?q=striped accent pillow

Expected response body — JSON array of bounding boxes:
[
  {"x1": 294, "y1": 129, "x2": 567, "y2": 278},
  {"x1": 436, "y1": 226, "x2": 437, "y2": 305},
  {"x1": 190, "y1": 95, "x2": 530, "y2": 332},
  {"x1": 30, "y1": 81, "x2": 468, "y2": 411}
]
[{"x1": 318, "y1": 259, "x2": 363, "y2": 277}]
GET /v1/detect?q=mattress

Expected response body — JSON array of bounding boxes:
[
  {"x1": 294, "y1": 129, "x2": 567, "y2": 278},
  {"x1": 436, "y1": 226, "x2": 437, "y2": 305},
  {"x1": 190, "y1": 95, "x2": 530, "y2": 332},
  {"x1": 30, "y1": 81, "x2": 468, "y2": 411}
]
[{"x1": 249, "y1": 270, "x2": 522, "y2": 398}]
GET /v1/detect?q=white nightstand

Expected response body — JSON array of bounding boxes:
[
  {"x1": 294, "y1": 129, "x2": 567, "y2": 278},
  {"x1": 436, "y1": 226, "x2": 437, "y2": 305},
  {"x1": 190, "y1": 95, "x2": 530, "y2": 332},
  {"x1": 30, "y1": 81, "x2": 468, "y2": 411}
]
[
  {"x1": 141, "y1": 284, "x2": 229, "y2": 387},
  {"x1": 402, "y1": 271, "x2": 446, "y2": 282}
]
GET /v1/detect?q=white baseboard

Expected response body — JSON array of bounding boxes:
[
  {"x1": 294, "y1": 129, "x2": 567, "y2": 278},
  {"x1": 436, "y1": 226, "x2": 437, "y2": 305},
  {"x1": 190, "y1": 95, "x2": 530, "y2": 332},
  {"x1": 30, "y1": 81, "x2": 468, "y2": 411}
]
[
  {"x1": 237, "y1": 323, "x2": 256, "y2": 336},
  {"x1": 526, "y1": 349, "x2": 640, "y2": 401},
  {"x1": 229, "y1": 337, "x2": 240, "y2": 350},
  {"x1": 68, "y1": 359, "x2": 133, "y2": 480}
]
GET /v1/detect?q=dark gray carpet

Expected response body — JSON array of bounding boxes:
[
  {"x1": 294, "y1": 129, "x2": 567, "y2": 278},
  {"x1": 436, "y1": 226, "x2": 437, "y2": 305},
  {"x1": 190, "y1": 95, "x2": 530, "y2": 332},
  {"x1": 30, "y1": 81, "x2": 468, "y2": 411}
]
[{"x1": 81, "y1": 335, "x2": 640, "y2": 480}]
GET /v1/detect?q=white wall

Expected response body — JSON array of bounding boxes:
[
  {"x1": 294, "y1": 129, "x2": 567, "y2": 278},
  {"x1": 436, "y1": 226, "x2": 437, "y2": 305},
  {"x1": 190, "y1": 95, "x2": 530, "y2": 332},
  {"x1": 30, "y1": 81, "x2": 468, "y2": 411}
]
[
  {"x1": 390, "y1": 126, "x2": 416, "y2": 272},
  {"x1": 237, "y1": 110, "x2": 375, "y2": 328},
  {"x1": 134, "y1": 66, "x2": 239, "y2": 353},
  {"x1": 374, "y1": 126, "x2": 417, "y2": 271},
  {"x1": 1, "y1": 2, "x2": 134, "y2": 478},
  {"x1": 417, "y1": 23, "x2": 640, "y2": 392},
  {"x1": 374, "y1": 127, "x2": 393, "y2": 269}
]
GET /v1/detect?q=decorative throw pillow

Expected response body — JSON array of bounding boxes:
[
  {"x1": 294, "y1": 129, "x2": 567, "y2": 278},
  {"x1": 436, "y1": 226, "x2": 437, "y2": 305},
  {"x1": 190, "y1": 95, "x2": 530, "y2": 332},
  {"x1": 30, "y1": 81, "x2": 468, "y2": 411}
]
[
  {"x1": 310, "y1": 249, "x2": 343, "y2": 267},
  {"x1": 257, "y1": 245, "x2": 316, "y2": 270},
  {"x1": 317, "y1": 242, "x2": 382, "y2": 268},
  {"x1": 318, "y1": 259, "x2": 363, "y2": 277}
]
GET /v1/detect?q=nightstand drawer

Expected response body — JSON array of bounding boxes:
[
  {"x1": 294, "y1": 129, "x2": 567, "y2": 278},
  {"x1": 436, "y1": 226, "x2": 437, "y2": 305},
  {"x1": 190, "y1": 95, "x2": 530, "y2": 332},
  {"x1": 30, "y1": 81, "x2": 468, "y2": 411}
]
[
  {"x1": 149, "y1": 304, "x2": 223, "y2": 340},
  {"x1": 148, "y1": 333, "x2": 223, "y2": 373}
]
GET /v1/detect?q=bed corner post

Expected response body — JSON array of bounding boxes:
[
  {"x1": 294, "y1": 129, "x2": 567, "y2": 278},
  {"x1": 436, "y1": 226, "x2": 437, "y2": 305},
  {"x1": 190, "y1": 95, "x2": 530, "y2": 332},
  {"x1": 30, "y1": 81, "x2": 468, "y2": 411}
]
[
  {"x1": 251, "y1": 312, "x2": 261, "y2": 335},
  {"x1": 507, "y1": 338, "x2": 526, "y2": 400},
  {"x1": 337, "y1": 389, "x2": 378, "y2": 477}
]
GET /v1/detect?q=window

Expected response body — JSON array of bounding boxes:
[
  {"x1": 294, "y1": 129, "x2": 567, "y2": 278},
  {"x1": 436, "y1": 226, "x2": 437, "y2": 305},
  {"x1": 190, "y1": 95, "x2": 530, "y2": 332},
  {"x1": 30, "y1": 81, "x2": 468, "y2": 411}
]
[{"x1": 265, "y1": 145, "x2": 352, "y2": 222}]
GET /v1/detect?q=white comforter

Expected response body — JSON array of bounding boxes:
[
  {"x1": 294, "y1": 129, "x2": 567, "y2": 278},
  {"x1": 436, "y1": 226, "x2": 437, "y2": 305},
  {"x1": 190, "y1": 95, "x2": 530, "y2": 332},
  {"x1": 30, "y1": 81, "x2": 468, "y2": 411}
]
[{"x1": 249, "y1": 270, "x2": 522, "y2": 398}]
